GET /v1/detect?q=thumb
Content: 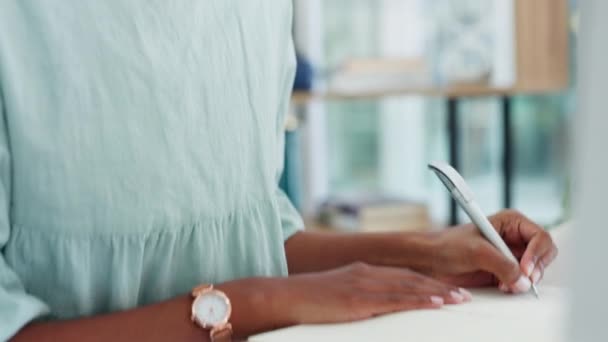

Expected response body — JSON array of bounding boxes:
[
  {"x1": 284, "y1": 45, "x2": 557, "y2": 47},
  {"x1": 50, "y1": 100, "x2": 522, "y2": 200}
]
[{"x1": 475, "y1": 242, "x2": 531, "y2": 293}]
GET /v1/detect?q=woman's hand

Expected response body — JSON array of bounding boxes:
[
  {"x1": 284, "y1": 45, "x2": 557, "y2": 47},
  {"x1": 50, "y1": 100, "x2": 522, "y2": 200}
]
[
  {"x1": 285, "y1": 210, "x2": 557, "y2": 297},
  {"x1": 280, "y1": 262, "x2": 471, "y2": 324},
  {"x1": 219, "y1": 263, "x2": 470, "y2": 336},
  {"x1": 426, "y1": 210, "x2": 558, "y2": 293}
]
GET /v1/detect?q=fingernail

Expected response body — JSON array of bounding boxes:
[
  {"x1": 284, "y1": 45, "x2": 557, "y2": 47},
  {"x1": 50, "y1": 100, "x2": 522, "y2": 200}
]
[
  {"x1": 531, "y1": 269, "x2": 542, "y2": 284},
  {"x1": 525, "y1": 262, "x2": 535, "y2": 277},
  {"x1": 458, "y1": 288, "x2": 473, "y2": 301},
  {"x1": 499, "y1": 283, "x2": 510, "y2": 292},
  {"x1": 512, "y1": 276, "x2": 532, "y2": 293},
  {"x1": 430, "y1": 296, "x2": 444, "y2": 306},
  {"x1": 450, "y1": 290, "x2": 464, "y2": 303}
]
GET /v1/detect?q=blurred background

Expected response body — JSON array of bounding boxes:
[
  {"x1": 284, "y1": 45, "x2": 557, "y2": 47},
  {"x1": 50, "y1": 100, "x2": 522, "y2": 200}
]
[{"x1": 282, "y1": 0, "x2": 578, "y2": 232}]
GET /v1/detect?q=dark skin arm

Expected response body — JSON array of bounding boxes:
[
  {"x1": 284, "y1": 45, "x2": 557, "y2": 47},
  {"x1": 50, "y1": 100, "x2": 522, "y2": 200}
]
[
  {"x1": 13, "y1": 295, "x2": 209, "y2": 342},
  {"x1": 286, "y1": 210, "x2": 558, "y2": 293},
  {"x1": 285, "y1": 229, "x2": 436, "y2": 275},
  {"x1": 12, "y1": 278, "x2": 287, "y2": 342},
  {"x1": 12, "y1": 266, "x2": 462, "y2": 341}
]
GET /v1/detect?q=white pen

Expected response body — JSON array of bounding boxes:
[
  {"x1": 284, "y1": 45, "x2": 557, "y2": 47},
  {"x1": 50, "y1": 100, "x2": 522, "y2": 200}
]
[{"x1": 428, "y1": 161, "x2": 539, "y2": 298}]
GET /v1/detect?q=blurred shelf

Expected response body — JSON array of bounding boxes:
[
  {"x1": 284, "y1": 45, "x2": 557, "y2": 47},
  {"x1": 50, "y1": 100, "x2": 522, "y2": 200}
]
[
  {"x1": 292, "y1": 0, "x2": 569, "y2": 106},
  {"x1": 303, "y1": 218, "x2": 443, "y2": 233},
  {"x1": 291, "y1": 84, "x2": 568, "y2": 105}
]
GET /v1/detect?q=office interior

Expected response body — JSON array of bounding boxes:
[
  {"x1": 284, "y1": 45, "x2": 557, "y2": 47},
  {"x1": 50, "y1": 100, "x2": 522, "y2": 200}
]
[{"x1": 283, "y1": 0, "x2": 576, "y2": 232}]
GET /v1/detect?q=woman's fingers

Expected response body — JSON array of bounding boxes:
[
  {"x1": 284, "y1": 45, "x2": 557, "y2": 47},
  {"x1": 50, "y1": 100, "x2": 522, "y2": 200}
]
[
  {"x1": 289, "y1": 263, "x2": 471, "y2": 325},
  {"x1": 348, "y1": 284, "x2": 446, "y2": 320},
  {"x1": 519, "y1": 230, "x2": 556, "y2": 278},
  {"x1": 541, "y1": 246, "x2": 558, "y2": 268},
  {"x1": 477, "y1": 236, "x2": 555, "y2": 292},
  {"x1": 531, "y1": 260, "x2": 544, "y2": 284},
  {"x1": 364, "y1": 265, "x2": 472, "y2": 304},
  {"x1": 474, "y1": 241, "x2": 531, "y2": 293},
  {"x1": 488, "y1": 210, "x2": 558, "y2": 289},
  {"x1": 404, "y1": 274, "x2": 473, "y2": 304},
  {"x1": 494, "y1": 211, "x2": 557, "y2": 280},
  {"x1": 521, "y1": 237, "x2": 556, "y2": 287},
  {"x1": 531, "y1": 247, "x2": 557, "y2": 285},
  {"x1": 368, "y1": 293, "x2": 445, "y2": 314}
]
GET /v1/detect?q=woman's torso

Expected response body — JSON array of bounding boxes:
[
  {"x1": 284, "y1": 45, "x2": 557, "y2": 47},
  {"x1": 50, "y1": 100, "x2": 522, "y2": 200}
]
[{"x1": 0, "y1": 0, "x2": 296, "y2": 319}]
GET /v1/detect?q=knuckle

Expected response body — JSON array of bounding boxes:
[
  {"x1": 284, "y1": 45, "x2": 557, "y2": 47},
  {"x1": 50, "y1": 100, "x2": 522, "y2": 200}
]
[
  {"x1": 503, "y1": 209, "x2": 522, "y2": 219},
  {"x1": 349, "y1": 261, "x2": 370, "y2": 274},
  {"x1": 538, "y1": 229, "x2": 552, "y2": 242}
]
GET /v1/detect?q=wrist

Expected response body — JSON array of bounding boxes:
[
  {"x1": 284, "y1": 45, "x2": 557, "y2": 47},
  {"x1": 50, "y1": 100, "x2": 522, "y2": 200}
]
[
  {"x1": 367, "y1": 231, "x2": 441, "y2": 274},
  {"x1": 215, "y1": 277, "x2": 295, "y2": 337}
]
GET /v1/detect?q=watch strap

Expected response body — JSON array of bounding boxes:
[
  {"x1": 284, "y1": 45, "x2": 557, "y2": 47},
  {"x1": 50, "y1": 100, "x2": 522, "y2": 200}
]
[
  {"x1": 210, "y1": 323, "x2": 233, "y2": 342},
  {"x1": 192, "y1": 284, "x2": 213, "y2": 297}
]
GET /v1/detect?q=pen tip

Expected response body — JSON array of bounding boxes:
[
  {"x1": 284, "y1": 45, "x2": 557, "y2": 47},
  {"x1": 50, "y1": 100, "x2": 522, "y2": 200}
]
[{"x1": 532, "y1": 284, "x2": 540, "y2": 299}]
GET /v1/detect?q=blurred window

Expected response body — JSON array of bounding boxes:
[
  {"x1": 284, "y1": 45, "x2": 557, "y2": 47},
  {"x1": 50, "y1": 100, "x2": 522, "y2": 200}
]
[{"x1": 295, "y1": 0, "x2": 575, "y2": 225}]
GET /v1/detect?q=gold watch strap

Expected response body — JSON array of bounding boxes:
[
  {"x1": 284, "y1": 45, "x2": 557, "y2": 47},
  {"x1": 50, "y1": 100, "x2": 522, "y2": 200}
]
[
  {"x1": 210, "y1": 323, "x2": 233, "y2": 342},
  {"x1": 192, "y1": 284, "x2": 213, "y2": 297}
]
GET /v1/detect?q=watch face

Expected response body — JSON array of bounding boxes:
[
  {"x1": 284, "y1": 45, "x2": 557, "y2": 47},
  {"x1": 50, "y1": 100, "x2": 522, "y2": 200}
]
[{"x1": 193, "y1": 290, "x2": 231, "y2": 327}]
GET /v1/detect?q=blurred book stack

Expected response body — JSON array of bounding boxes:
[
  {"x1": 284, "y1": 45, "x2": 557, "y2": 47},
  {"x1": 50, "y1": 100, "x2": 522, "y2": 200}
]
[
  {"x1": 327, "y1": 58, "x2": 432, "y2": 95},
  {"x1": 318, "y1": 195, "x2": 431, "y2": 232}
]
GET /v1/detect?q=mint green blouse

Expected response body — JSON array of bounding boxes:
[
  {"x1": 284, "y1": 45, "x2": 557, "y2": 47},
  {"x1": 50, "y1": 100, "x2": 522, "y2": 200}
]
[{"x1": 0, "y1": 1, "x2": 303, "y2": 339}]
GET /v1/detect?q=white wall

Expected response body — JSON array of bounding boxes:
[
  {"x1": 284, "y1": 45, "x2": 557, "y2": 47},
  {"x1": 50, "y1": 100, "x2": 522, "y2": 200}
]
[
  {"x1": 378, "y1": 0, "x2": 428, "y2": 200},
  {"x1": 571, "y1": 1, "x2": 608, "y2": 340}
]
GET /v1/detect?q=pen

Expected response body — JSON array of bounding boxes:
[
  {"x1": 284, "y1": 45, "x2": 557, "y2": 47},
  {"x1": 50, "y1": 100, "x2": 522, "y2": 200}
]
[{"x1": 428, "y1": 161, "x2": 539, "y2": 298}]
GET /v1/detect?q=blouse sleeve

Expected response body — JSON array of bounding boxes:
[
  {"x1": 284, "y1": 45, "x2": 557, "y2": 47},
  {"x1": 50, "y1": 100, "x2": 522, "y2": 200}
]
[
  {"x1": 0, "y1": 91, "x2": 50, "y2": 341},
  {"x1": 275, "y1": 183, "x2": 304, "y2": 241},
  {"x1": 274, "y1": 33, "x2": 304, "y2": 242},
  {"x1": 274, "y1": 108, "x2": 304, "y2": 241}
]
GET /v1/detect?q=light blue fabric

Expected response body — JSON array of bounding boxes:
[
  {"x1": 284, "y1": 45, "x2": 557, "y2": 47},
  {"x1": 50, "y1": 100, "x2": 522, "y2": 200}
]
[{"x1": 0, "y1": 1, "x2": 303, "y2": 339}]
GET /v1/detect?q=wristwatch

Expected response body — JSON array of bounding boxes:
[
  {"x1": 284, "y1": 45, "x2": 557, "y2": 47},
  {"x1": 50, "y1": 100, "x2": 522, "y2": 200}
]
[{"x1": 191, "y1": 284, "x2": 233, "y2": 342}]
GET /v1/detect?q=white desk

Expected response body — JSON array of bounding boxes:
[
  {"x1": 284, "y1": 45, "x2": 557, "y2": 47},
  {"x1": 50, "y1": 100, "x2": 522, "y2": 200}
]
[
  {"x1": 251, "y1": 224, "x2": 572, "y2": 342},
  {"x1": 251, "y1": 286, "x2": 567, "y2": 342}
]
